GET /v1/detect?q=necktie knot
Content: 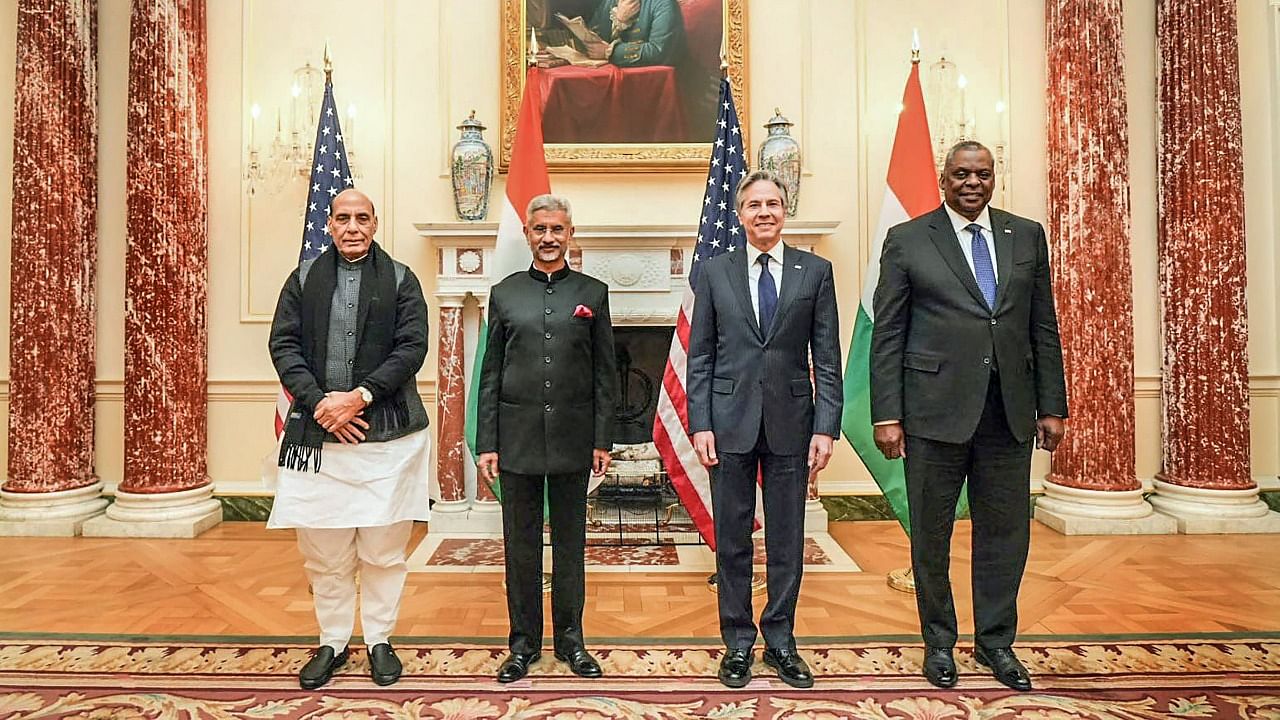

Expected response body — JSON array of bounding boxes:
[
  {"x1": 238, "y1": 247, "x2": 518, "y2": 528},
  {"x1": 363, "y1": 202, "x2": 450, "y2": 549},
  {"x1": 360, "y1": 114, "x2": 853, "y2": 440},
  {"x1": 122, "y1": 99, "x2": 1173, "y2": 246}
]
[
  {"x1": 758, "y1": 254, "x2": 770, "y2": 268},
  {"x1": 966, "y1": 223, "x2": 983, "y2": 237}
]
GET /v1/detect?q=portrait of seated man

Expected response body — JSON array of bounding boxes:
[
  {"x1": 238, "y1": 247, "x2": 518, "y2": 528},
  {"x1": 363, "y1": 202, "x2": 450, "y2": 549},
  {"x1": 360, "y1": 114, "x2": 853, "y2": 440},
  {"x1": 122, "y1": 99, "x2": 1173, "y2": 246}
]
[
  {"x1": 526, "y1": 0, "x2": 720, "y2": 144},
  {"x1": 587, "y1": 0, "x2": 686, "y2": 68}
]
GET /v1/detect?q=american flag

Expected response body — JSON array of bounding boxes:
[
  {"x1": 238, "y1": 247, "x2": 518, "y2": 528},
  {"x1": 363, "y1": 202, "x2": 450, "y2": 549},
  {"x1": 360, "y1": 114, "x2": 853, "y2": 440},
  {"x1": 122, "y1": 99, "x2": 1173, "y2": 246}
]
[
  {"x1": 274, "y1": 81, "x2": 353, "y2": 438},
  {"x1": 653, "y1": 78, "x2": 761, "y2": 550}
]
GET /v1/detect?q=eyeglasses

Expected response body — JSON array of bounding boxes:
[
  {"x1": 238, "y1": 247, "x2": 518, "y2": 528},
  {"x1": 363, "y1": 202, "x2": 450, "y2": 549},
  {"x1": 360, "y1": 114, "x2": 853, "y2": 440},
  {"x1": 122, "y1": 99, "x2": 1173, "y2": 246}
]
[{"x1": 529, "y1": 224, "x2": 569, "y2": 237}]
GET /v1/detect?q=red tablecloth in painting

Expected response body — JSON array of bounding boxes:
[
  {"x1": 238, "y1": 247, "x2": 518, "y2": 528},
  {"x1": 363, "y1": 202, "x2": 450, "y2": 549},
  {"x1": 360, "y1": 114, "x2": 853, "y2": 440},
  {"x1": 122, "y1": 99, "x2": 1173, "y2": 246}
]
[{"x1": 540, "y1": 64, "x2": 688, "y2": 144}]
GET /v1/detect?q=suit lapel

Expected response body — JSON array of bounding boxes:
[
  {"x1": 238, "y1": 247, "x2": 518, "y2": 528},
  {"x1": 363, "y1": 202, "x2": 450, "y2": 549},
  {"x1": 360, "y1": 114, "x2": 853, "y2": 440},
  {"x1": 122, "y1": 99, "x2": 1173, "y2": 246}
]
[
  {"x1": 991, "y1": 208, "x2": 1015, "y2": 314},
  {"x1": 766, "y1": 244, "x2": 806, "y2": 342},
  {"x1": 725, "y1": 248, "x2": 763, "y2": 341},
  {"x1": 927, "y1": 207, "x2": 989, "y2": 311}
]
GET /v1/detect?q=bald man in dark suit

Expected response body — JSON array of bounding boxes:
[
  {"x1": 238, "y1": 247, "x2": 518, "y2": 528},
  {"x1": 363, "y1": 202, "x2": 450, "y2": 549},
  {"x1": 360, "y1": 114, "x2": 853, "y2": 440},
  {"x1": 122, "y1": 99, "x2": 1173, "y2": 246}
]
[{"x1": 871, "y1": 141, "x2": 1067, "y2": 692}]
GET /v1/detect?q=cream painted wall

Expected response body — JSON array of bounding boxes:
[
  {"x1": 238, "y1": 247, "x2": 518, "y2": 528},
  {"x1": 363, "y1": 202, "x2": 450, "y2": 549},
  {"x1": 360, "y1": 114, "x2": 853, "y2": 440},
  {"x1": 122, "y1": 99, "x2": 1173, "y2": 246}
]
[{"x1": 0, "y1": 0, "x2": 1276, "y2": 492}]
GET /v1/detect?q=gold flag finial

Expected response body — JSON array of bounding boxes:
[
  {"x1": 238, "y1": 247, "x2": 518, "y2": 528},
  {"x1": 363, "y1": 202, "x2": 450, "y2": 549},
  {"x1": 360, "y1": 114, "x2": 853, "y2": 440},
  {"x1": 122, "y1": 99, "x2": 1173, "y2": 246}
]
[
  {"x1": 911, "y1": 29, "x2": 920, "y2": 64},
  {"x1": 323, "y1": 42, "x2": 333, "y2": 83}
]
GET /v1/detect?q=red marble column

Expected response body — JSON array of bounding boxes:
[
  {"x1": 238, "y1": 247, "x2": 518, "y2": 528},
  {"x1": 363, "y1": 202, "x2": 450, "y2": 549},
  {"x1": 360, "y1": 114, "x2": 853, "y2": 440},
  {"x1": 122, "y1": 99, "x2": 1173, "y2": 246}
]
[
  {"x1": 121, "y1": 0, "x2": 209, "y2": 495},
  {"x1": 85, "y1": 0, "x2": 220, "y2": 538},
  {"x1": 0, "y1": 0, "x2": 108, "y2": 535},
  {"x1": 1147, "y1": 0, "x2": 1278, "y2": 533},
  {"x1": 435, "y1": 303, "x2": 468, "y2": 508},
  {"x1": 1155, "y1": 0, "x2": 1249, "y2": 491},
  {"x1": 473, "y1": 300, "x2": 498, "y2": 505},
  {"x1": 1035, "y1": 0, "x2": 1175, "y2": 534},
  {"x1": 5, "y1": 0, "x2": 98, "y2": 493},
  {"x1": 1043, "y1": 0, "x2": 1137, "y2": 491}
]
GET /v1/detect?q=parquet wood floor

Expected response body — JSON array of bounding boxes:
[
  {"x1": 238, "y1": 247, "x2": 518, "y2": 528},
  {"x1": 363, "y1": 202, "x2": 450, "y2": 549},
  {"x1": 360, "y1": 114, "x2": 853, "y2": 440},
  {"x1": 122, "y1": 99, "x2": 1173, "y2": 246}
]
[{"x1": 0, "y1": 521, "x2": 1276, "y2": 640}]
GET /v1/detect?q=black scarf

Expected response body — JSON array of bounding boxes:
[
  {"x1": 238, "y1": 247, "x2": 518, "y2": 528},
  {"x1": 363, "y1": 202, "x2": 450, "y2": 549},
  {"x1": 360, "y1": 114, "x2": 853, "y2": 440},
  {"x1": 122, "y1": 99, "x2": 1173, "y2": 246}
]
[{"x1": 279, "y1": 242, "x2": 407, "y2": 472}]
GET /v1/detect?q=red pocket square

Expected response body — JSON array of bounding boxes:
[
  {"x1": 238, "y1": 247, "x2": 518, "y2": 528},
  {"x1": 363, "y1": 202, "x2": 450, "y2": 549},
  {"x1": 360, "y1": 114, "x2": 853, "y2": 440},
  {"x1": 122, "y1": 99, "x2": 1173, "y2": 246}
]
[{"x1": 573, "y1": 304, "x2": 594, "y2": 319}]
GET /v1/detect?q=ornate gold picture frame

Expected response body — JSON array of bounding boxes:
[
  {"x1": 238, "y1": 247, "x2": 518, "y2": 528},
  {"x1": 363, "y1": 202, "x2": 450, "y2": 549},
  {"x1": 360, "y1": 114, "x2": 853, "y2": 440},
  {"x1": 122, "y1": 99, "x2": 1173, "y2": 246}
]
[{"x1": 500, "y1": 0, "x2": 747, "y2": 172}]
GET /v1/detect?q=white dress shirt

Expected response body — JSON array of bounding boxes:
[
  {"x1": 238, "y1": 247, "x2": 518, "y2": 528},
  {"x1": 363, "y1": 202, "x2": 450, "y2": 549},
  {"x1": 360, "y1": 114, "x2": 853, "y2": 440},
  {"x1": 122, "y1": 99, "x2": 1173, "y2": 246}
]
[
  {"x1": 745, "y1": 240, "x2": 785, "y2": 321},
  {"x1": 943, "y1": 203, "x2": 999, "y2": 283}
]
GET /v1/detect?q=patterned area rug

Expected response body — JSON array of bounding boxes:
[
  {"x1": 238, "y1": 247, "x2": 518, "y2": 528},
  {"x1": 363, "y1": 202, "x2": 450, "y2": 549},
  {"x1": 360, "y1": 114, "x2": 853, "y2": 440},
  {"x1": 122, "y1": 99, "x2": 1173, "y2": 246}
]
[
  {"x1": 407, "y1": 532, "x2": 861, "y2": 573},
  {"x1": 1, "y1": 635, "x2": 1278, "y2": 718}
]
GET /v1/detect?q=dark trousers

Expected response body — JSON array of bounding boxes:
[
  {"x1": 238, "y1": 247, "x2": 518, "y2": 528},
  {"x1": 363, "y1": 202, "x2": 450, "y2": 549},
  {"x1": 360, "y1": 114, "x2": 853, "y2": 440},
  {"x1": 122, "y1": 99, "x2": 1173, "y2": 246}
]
[
  {"x1": 500, "y1": 469, "x2": 589, "y2": 656},
  {"x1": 712, "y1": 424, "x2": 809, "y2": 652},
  {"x1": 904, "y1": 378, "x2": 1033, "y2": 650}
]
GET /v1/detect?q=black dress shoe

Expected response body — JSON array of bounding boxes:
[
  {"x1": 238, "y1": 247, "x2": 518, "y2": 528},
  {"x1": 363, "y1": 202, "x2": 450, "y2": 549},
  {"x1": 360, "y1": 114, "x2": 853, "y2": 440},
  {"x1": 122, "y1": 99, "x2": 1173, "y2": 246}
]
[
  {"x1": 299, "y1": 645, "x2": 349, "y2": 690},
  {"x1": 368, "y1": 643, "x2": 402, "y2": 686},
  {"x1": 763, "y1": 648, "x2": 814, "y2": 688},
  {"x1": 496, "y1": 651, "x2": 540, "y2": 683},
  {"x1": 974, "y1": 646, "x2": 1032, "y2": 691},
  {"x1": 554, "y1": 647, "x2": 603, "y2": 678},
  {"x1": 922, "y1": 646, "x2": 957, "y2": 688},
  {"x1": 717, "y1": 648, "x2": 753, "y2": 688}
]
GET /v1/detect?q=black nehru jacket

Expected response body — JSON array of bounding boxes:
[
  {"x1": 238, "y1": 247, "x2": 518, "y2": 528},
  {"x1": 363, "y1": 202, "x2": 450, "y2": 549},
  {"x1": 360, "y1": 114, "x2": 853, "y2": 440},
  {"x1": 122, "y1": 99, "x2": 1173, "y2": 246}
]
[{"x1": 476, "y1": 265, "x2": 617, "y2": 475}]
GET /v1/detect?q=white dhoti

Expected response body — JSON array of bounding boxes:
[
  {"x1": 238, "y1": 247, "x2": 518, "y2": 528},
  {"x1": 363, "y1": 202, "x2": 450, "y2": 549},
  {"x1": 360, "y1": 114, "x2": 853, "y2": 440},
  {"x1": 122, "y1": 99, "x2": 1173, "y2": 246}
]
[{"x1": 268, "y1": 428, "x2": 432, "y2": 650}]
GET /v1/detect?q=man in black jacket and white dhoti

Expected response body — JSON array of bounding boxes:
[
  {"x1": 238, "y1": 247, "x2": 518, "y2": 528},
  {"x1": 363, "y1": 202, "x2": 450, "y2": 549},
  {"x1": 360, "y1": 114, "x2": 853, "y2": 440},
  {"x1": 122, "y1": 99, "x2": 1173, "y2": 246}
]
[{"x1": 268, "y1": 189, "x2": 430, "y2": 690}]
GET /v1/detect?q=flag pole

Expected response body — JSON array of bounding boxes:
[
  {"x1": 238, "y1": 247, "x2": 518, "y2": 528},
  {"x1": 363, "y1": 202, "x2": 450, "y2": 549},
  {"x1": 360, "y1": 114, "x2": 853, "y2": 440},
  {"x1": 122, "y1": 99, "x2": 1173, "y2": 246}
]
[
  {"x1": 701, "y1": 43, "x2": 757, "y2": 594},
  {"x1": 887, "y1": 32, "x2": 923, "y2": 595}
]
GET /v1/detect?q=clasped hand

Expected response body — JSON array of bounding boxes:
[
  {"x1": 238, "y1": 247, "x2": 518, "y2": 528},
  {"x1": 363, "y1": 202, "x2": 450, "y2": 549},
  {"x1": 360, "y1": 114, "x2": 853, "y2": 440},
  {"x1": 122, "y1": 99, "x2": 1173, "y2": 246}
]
[{"x1": 313, "y1": 390, "x2": 369, "y2": 444}]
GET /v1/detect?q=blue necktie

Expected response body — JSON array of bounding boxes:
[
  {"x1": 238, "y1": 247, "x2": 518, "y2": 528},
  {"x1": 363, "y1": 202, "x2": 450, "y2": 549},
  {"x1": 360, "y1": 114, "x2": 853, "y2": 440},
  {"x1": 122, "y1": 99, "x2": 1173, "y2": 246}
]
[
  {"x1": 968, "y1": 223, "x2": 997, "y2": 310},
  {"x1": 757, "y1": 254, "x2": 777, "y2": 333}
]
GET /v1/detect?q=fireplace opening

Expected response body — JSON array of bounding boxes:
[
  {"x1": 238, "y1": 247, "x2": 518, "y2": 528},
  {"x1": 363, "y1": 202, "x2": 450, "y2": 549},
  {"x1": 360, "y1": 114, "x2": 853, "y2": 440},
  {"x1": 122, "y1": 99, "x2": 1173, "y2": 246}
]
[{"x1": 585, "y1": 325, "x2": 702, "y2": 546}]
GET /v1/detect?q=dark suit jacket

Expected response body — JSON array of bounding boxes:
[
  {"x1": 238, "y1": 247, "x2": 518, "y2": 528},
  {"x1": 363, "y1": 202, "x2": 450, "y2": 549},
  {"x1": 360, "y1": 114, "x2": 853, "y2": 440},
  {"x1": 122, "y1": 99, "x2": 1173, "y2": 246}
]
[
  {"x1": 870, "y1": 205, "x2": 1068, "y2": 444},
  {"x1": 686, "y1": 244, "x2": 843, "y2": 455},
  {"x1": 477, "y1": 266, "x2": 617, "y2": 475}
]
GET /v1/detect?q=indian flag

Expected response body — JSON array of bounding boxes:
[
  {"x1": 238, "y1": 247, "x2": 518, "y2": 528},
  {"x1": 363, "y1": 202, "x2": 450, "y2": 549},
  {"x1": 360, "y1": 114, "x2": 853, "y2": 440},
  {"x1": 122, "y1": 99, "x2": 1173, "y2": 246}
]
[
  {"x1": 840, "y1": 58, "x2": 948, "y2": 534},
  {"x1": 463, "y1": 66, "x2": 550, "y2": 496}
]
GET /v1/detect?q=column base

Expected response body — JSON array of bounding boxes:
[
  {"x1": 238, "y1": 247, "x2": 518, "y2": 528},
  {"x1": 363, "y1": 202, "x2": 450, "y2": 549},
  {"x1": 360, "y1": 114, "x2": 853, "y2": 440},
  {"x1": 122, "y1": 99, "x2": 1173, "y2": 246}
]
[
  {"x1": 0, "y1": 481, "x2": 109, "y2": 536},
  {"x1": 1034, "y1": 480, "x2": 1177, "y2": 535},
  {"x1": 804, "y1": 498, "x2": 829, "y2": 532},
  {"x1": 1149, "y1": 479, "x2": 1280, "y2": 534},
  {"x1": 82, "y1": 485, "x2": 223, "y2": 538}
]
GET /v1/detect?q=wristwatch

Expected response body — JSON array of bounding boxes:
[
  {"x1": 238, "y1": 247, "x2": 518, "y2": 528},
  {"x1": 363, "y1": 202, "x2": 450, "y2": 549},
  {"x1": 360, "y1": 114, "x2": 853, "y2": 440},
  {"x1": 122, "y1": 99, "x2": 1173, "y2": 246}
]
[{"x1": 356, "y1": 386, "x2": 373, "y2": 406}]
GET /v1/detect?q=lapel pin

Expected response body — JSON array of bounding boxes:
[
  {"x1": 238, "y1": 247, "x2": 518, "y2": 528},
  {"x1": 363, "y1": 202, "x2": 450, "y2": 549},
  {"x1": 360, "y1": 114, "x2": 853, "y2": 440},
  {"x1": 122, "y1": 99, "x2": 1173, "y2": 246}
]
[
  {"x1": 794, "y1": 264, "x2": 802, "y2": 269},
  {"x1": 1003, "y1": 228, "x2": 1012, "y2": 234}
]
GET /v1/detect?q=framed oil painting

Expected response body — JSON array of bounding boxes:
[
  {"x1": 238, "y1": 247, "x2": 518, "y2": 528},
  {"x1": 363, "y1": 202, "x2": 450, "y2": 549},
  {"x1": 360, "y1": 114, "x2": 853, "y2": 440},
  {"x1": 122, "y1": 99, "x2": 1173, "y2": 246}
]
[{"x1": 499, "y1": 0, "x2": 747, "y2": 172}]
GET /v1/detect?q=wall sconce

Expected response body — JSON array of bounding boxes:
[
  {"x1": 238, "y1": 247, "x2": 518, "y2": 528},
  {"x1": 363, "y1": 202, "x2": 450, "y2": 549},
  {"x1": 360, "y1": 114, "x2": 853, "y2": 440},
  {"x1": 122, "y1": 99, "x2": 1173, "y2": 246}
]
[
  {"x1": 245, "y1": 55, "x2": 362, "y2": 197},
  {"x1": 927, "y1": 56, "x2": 974, "y2": 170}
]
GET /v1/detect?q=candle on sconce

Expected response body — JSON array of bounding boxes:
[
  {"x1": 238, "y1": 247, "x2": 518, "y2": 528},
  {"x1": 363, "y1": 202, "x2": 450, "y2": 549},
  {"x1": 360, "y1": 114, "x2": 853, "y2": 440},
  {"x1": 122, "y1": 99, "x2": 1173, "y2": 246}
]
[
  {"x1": 345, "y1": 103, "x2": 357, "y2": 141},
  {"x1": 250, "y1": 103, "x2": 261, "y2": 146},
  {"x1": 995, "y1": 100, "x2": 1007, "y2": 143}
]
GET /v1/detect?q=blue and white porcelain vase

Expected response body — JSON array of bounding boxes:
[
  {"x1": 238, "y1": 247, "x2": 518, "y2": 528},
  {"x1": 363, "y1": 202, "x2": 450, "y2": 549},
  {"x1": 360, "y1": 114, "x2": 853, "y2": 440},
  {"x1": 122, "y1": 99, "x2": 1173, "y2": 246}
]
[
  {"x1": 450, "y1": 111, "x2": 494, "y2": 221},
  {"x1": 758, "y1": 108, "x2": 801, "y2": 217}
]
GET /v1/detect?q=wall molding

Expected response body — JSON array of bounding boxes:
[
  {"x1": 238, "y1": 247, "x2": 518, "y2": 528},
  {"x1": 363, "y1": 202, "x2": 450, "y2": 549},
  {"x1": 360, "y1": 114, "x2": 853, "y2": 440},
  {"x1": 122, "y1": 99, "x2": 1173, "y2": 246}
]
[{"x1": 0, "y1": 379, "x2": 438, "y2": 404}]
